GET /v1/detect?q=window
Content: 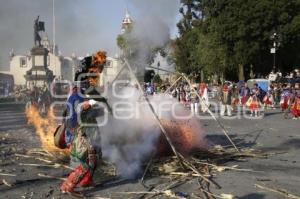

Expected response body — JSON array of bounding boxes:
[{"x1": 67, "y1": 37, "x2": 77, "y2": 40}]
[{"x1": 20, "y1": 57, "x2": 27, "y2": 68}]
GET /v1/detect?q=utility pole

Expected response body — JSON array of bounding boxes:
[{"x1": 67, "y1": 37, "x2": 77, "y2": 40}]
[
  {"x1": 270, "y1": 32, "x2": 279, "y2": 72},
  {"x1": 52, "y1": 0, "x2": 55, "y2": 55}
]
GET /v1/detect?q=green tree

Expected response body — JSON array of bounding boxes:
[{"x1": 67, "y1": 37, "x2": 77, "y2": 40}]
[{"x1": 174, "y1": 0, "x2": 300, "y2": 81}]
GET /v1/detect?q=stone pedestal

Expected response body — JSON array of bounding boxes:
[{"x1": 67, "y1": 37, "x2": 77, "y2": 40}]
[{"x1": 24, "y1": 47, "x2": 54, "y2": 87}]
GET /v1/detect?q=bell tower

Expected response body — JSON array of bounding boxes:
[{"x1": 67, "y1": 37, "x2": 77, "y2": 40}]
[{"x1": 121, "y1": 8, "x2": 132, "y2": 34}]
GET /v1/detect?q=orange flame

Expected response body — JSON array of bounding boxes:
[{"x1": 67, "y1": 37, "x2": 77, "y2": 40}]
[
  {"x1": 25, "y1": 105, "x2": 68, "y2": 154},
  {"x1": 92, "y1": 50, "x2": 107, "y2": 66},
  {"x1": 157, "y1": 119, "x2": 207, "y2": 156}
]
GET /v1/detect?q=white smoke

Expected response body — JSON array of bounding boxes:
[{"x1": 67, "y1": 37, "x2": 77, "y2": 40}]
[
  {"x1": 124, "y1": 0, "x2": 180, "y2": 73},
  {"x1": 99, "y1": 86, "x2": 161, "y2": 179},
  {"x1": 96, "y1": 85, "x2": 207, "y2": 179}
]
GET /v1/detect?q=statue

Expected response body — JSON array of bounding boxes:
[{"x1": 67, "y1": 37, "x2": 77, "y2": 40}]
[{"x1": 34, "y1": 16, "x2": 45, "y2": 47}]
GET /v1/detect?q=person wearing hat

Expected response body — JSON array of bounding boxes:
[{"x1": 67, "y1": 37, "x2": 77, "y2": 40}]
[
  {"x1": 220, "y1": 82, "x2": 232, "y2": 116},
  {"x1": 60, "y1": 50, "x2": 107, "y2": 193},
  {"x1": 199, "y1": 82, "x2": 209, "y2": 113}
]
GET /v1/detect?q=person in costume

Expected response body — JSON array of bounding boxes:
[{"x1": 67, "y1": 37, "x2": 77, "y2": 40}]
[
  {"x1": 263, "y1": 85, "x2": 274, "y2": 109},
  {"x1": 199, "y1": 82, "x2": 209, "y2": 113},
  {"x1": 60, "y1": 50, "x2": 107, "y2": 193},
  {"x1": 64, "y1": 84, "x2": 84, "y2": 148},
  {"x1": 239, "y1": 83, "x2": 250, "y2": 107},
  {"x1": 280, "y1": 84, "x2": 290, "y2": 111},
  {"x1": 231, "y1": 85, "x2": 239, "y2": 112},
  {"x1": 290, "y1": 84, "x2": 300, "y2": 119},
  {"x1": 190, "y1": 84, "x2": 199, "y2": 113},
  {"x1": 246, "y1": 92, "x2": 262, "y2": 117},
  {"x1": 220, "y1": 82, "x2": 232, "y2": 116}
]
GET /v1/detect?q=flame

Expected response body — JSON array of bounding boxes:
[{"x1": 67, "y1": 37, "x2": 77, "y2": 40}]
[
  {"x1": 92, "y1": 50, "x2": 107, "y2": 66},
  {"x1": 157, "y1": 119, "x2": 207, "y2": 156},
  {"x1": 25, "y1": 105, "x2": 67, "y2": 154}
]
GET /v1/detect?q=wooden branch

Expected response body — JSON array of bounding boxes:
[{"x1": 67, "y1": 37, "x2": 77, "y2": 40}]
[
  {"x1": 2, "y1": 179, "x2": 12, "y2": 187},
  {"x1": 0, "y1": 173, "x2": 16, "y2": 177},
  {"x1": 19, "y1": 163, "x2": 72, "y2": 170},
  {"x1": 255, "y1": 184, "x2": 300, "y2": 199},
  {"x1": 38, "y1": 173, "x2": 65, "y2": 181}
]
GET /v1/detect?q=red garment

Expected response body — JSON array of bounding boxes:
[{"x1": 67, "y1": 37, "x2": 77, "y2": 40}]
[
  {"x1": 291, "y1": 98, "x2": 300, "y2": 117},
  {"x1": 60, "y1": 165, "x2": 93, "y2": 193},
  {"x1": 280, "y1": 97, "x2": 289, "y2": 110},
  {"x1": 248, "y1": 96, "x2": 259, "y2": 110},
  {"x1": 241, "y1": 96, "x2": 249, "y2": 105},
  {"x1": 199, "y1": 83, "x2": 206, "y2": 97},
  {"x1": 250, "y1": 103, "x2": 259, "y2": 110},
  {"x1": 233, "y1": 98, "x2": 239, "y2": 105},
  {"x1": 223, "y1": 85, "x2": 229, "y2": 92},
  {"x1": 263, "y1": 96, "x2": 272, "y2": 105}
]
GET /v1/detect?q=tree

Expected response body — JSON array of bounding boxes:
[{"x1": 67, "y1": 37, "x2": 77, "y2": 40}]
[{"x1": 174, "y1": 0, "x2": 300, "y2": 81}]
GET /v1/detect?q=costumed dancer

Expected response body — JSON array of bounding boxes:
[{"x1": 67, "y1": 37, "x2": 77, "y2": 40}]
[
  {"x1": 263, "y1": 86, "x2": 274, "y2": 109},
  {"x1": 291, "y1": 84, "x2": 300, "y2": 119},
  {"x1": 280, "y1": 84, "x2": 290, "y2": 111},
  {"x1": 185, "y1": 88, "x2": 192, "y2": 107},
  {"x1": 60, "y1": 51, "x2": 107, "y2": 193},
  {"x1": 190, "y1": 84, "x2": 199, "y2": 113},
  {"x1": 231, "y1": 85, "x2": 239, "y2": 112},
  {"x1": 246, "y1": 92, "x2": 262, "y2": 117},
  {"x1": 199, "y1": 82, "x2": 209, "y2": 113},
  {"x1": 220, "y1": 82, "x2": 232, "y2": 116},
  {"x1": 239, "y1": 83, "x2": 250, "y2": 107}
]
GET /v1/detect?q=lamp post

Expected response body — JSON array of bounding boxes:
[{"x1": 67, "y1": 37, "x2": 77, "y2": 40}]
[{"x1": 270, "y1": 32, "x2": 279, "y2": 71}]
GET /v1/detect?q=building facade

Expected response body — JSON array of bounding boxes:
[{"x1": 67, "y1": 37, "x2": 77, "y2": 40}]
[{"x1": 1, "y1": 36, "x2": 121, "y2": 88}]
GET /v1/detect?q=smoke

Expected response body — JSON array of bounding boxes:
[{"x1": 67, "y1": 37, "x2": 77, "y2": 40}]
[
  {"x1": 96, "y1": 85, "x2": 207, "y2": 179},
  {"x1": 0, "y1": 0, "x2": 127, "y2": 70},
  {"x1": 124, "y1": 0, "x2": 180, "y2": 73},
  {"x1": 99, "y1": 86, "x2": 161, "y2": 179}
]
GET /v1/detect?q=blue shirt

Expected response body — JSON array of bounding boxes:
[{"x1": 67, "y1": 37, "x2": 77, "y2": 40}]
[{"x1": 66, "y1": 92, "x2": 84, "y2": 128}]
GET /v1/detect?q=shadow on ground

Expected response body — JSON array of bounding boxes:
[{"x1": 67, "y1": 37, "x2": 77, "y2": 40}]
[{"x1": 238, "y1": 193, "x2": 266, "y2": 199}]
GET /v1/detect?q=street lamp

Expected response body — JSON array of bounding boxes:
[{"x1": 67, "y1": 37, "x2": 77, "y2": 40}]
[{"x1": 270, "y1": 32, "x2": 280, "y2": 71}]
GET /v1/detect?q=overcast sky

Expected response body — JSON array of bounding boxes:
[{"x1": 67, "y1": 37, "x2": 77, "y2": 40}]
[{"x1": 0, "y1": 0, "x2": 180, "y2": 70}]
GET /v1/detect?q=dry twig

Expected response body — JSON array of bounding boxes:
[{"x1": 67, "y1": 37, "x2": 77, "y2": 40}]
[
  {"x1": 2, "y1": 179, "x2": 12, "y2": 187},
  {"x1": 0, "y1": 173, "x2": 16, "y2": 177},
  {"x1": 255, "y1": 183, "x2": 300, "y2": 199}
]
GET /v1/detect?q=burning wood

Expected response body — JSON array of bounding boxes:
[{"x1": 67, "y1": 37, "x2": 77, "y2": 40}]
[{"x1": 157, "y1": 118, "x2": 207, "y2": 155}]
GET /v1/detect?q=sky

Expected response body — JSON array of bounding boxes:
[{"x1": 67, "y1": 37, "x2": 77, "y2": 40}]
[{"x1": 0, "y1": 0, "x2": 181, "y2": 70}]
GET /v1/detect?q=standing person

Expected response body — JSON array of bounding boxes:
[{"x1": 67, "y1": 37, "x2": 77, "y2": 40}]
[
  {"x1": 239, "y1": 83, "x2": 250, "y2": 108},
  {"x1": 231, "y1": 85, "x2": 239, "y2": 112},
  {"x1": 291, "y1": 84, "x2": 300, "y2": 119},
  {"x1": 246, "y1": 92, "x2": 262, "y2": 117},
  {"x1": 274, "y1": 83, "x2": 281, "y2": 106},
  {"x1": 220, "y1": 82, "x2": 232, "y2": 116},
  {"x1": 199, "y1": 82, "x2": 209, "y2": 113},
  {"x1": 263, "y1": 85, "x2": 274, "y2": 109},
  {"x1": 60, "y1": 50, "x2": 107, "y2": 193},
  {"x1": 280, "y1": 84, "x2": 290, "y2": 111},
  {"x1": 190, "y1": 84, "x2": 199, "y2": 113}
]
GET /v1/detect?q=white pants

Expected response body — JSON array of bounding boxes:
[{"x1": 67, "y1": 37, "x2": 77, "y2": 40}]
[
  {"x1": 220, "y1": 104, "x2": 232, "y2": 116},
  {"x1": 200, "y1": 101, "x2": 209, "y2": 113},
  {"x1": 190, "y1": 103, "x2": 199, "y2": 113}
]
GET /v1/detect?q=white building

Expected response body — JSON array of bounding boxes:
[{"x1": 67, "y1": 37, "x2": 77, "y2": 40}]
[{"x1": 1, "y1": 35, "x2": 121, "y2": 88}]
